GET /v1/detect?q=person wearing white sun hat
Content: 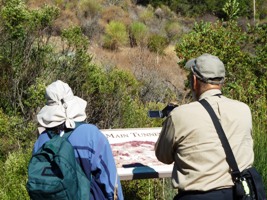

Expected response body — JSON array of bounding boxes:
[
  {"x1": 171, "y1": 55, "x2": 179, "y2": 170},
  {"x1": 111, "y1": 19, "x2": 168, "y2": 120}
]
[
  {"x1": 37, "y1": 80, "x2": 87, "y2": 131},
  {"x1": 33, "y1": 80, "x2": 124, "y2": 200}
]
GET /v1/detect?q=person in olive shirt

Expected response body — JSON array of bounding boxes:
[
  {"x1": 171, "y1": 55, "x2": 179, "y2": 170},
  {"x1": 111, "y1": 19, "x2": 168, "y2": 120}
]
[{"x1": 155, "y1": 53, "x2": 254, "y2": 199}]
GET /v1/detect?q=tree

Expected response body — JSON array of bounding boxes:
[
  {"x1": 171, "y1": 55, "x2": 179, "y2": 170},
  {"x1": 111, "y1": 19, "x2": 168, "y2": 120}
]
[
  {"x1": 175, "y1": 20, "x2": 257, "y2": 103},
  {"x1": 0, "y1": 0, "x2": 59, "y2": 115}
]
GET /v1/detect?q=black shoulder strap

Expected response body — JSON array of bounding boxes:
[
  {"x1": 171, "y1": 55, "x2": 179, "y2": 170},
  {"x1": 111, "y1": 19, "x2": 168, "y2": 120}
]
[{"x1": 199, "y1": 99, "x2": 241, "y2": 181}]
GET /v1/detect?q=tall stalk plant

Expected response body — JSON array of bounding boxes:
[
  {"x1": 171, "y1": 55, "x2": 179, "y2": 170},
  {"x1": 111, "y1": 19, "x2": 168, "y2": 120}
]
[{"x1": 251, "y1": 99, "x2": 267, "y2": 189}]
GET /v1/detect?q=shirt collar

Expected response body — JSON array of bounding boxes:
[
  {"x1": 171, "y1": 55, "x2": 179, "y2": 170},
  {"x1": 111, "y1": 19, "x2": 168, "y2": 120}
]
[{"x1": 199, "y1": 89, "x2": 222, "y2": 100}]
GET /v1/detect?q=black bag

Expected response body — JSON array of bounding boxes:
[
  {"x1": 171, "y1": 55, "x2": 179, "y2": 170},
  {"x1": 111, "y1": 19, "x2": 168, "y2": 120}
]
[
  {"x1": 234, "y1": 167, "x2": 266, "y2": 200},
  {"x1": 199, "y1": 99, "x2": 267, "y2": 200}
]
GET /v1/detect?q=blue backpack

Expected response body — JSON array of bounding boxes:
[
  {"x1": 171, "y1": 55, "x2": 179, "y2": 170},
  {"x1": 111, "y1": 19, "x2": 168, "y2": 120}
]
[{"x1": 26, "y1": 127, "x2": 91, "y2": 200}]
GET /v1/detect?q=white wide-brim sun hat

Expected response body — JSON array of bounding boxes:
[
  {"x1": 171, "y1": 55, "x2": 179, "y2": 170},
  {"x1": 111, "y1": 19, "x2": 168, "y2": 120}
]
[{"x1": 37, "y1": 80, "x2": 87, "y2": 131}]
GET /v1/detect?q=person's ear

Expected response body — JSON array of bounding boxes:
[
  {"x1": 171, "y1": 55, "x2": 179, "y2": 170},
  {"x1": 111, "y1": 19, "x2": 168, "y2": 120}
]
[{"x1": 192, "y1": 75, "x2": 197, "y2": 91}]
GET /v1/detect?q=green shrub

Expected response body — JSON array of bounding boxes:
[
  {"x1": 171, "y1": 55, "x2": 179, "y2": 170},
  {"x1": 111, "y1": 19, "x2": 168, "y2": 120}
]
[
  {"x1": 175, "y1": 21, "x2": 256, "y2": 103},
  {"x1": 165, "y1": 21, "x2": 182, "y2": 41},
  {"x1": 248, "y1": 23, "x2": 267, "y2": 187},
  {"x1": 147, "y1": 34, "x2": 168, "y2": 54},
  {"x1": 253, "y1": 100, "x2": 267, "y2": 189},
  {"x1": 0, "y1": 109, "x2": 36, "y2": 161},
  {"x1": 61, "y1": 26, "x2": 89, "y2": 51},
  {"x1": 23, "y1": 78, "x2": 46, "y2": 116},
  {"x1": 103, "y1": 20, "x2": 128, "y2": 50},
  {"x1": 0, "y1": 0, "x2": 59, "y2": 115},
  {"x1": 129, "y1": 21, "x2": 149, "y2": 47},
  {"x1": 222, "y1": 0, "x2": 240, "y2": 21},
  {"x1": 1, "y1": 0, "x2": 30, "y2": 39},
  {"x1": 139, "y1": 5, "x2": 154, "y2": 24},
  {"x1": 0, "y1": 147, "x2": 32, "y2": 200},
  {"x1": 81, "y1": 65, "x2": 142, "y2": 128}
]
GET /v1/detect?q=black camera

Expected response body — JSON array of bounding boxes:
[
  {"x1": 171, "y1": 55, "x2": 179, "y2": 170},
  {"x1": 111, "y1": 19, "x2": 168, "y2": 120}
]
[{"x1": 148, "y1": 104, "x2": 178, "y2": 118}]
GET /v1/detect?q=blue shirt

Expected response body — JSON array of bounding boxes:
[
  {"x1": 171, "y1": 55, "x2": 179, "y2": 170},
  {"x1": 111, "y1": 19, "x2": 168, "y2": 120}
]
[{"x1": 33, "y1": 123, "x2": 124, "y2": 200}]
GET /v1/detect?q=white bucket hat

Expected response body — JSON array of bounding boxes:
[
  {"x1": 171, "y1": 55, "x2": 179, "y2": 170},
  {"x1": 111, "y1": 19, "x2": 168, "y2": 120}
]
[{"x1": 37, "y1": 80, "x2": 87, "y2": 131}]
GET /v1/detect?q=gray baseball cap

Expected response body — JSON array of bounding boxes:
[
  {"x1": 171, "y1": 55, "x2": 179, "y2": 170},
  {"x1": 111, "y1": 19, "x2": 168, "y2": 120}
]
[{"x1": 185, "y1": 53, "x2": 225, "y2": 84}]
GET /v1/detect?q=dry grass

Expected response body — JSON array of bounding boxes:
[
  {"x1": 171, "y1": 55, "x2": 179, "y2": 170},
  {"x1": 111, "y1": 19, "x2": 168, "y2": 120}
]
[
  {"x1": 88, "y1": 43, "x2": 187, "y2": 91},
  {"x1": 27, "y1": 0, "x2": 53, "y2": 9},
  {"x1": 100, "y1": 5, "x2": 132, "y2": 26},
  {"x1": 53, "y1": 9, "x2": 81, "y2": 32}
]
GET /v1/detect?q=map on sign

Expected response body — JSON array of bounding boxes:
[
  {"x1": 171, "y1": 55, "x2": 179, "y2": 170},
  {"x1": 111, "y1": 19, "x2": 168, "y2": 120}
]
[{"x1": 101, "y1": 127, "x2": 173, "y2": 180}]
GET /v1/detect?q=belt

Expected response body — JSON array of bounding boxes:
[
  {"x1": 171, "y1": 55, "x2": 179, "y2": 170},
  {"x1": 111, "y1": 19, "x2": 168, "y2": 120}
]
[{"x1": 179, "y1": 187, "x2": 233, "y2": 195}]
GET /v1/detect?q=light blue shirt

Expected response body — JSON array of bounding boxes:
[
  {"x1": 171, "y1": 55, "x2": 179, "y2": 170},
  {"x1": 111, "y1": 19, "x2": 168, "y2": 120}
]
[{"x1": 33, "y1": 123, "x2": 124, "y2": 200}]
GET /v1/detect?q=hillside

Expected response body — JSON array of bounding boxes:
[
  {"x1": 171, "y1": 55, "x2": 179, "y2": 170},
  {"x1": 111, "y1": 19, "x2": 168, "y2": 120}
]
[
  {"x1": 25, "y1": 0, "x2": 202, "y2": 96},
  {"x1": 88, "y1": 43, "x2": 187, "y2": 91},
  {"x1": 22, "y1": 0, "x2": 266, "y2": 101},
  {"x1": 24, "y1": 0, "x2": 265, "y2": 99}
]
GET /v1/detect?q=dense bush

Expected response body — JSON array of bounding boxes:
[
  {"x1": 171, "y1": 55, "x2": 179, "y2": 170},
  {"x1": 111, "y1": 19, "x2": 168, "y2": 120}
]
[
  {"x1": 0, "y1": 108, "x2": 36, "y2": 162},
  {"x1": 175, "y1": 21, "x2": 258, "y2": 103},
  {"x1": 0, "y1": 0, "x2": 59, "y2": 115},
  {"x1": 0, "y1": 108, "x2": 35, "y2": 198},
  {"x1": 0, "y1": 147, "x2": 32, "y2": 200}
]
